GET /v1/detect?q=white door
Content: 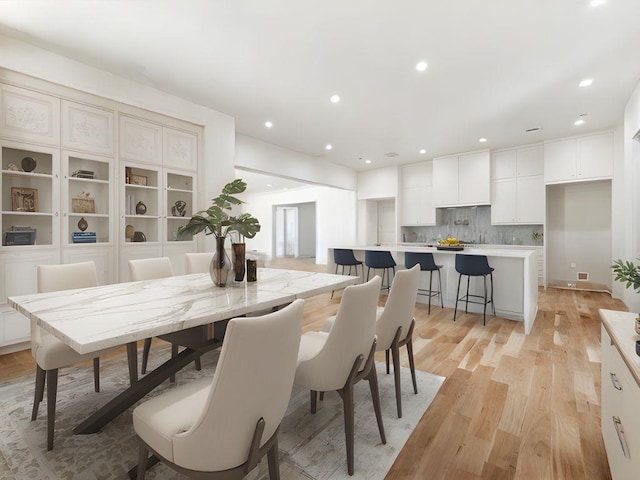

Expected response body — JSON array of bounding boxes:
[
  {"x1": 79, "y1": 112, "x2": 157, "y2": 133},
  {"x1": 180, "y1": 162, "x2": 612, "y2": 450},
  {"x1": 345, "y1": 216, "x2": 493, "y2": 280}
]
[
  {"x1": 275, "y1": 206, "x2": 299, "y2": 257},
  {"x1": 377, "y1": 200, "x2": 396, "y2": 245}
]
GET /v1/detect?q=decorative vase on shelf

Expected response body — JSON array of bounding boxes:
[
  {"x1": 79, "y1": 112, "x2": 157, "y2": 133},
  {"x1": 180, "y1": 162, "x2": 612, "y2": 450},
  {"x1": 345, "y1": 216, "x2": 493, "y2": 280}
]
[
  {"x1": 232, "y1": 242, "x2": 246, "y2": 282},
  {"x1": 210, "y1": 236, "x2": 231, "y2": 287}
]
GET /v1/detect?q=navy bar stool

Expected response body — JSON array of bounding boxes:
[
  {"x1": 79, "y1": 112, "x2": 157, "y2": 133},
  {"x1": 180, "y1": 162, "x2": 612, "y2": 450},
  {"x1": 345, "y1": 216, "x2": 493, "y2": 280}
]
[
  {"x1": 331, "y1": 249, "x2": 363, "y2": 299},
  {"x1": 453, "y1": 254, "x2": 495, "y2": 325},
  {"x1": 365, "y1": 250, "x2": 396, "y2": 293},
  {"x1": 405, "y1": 252, "x2": 443, "y2": 315}
]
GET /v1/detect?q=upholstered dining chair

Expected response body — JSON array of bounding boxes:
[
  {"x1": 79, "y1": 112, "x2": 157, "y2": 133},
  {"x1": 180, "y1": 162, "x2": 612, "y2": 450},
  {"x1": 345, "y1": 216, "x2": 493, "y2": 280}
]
[
  {"x1": 132, "y1": 299, "x2": 304, "y2": 480},
  {"x1": 129, "y1": 257, "x2": 202, "y2": 379},
  {"x1": 295, "y1": 276, "x2": 386, "y2": 476},
  {"x1": 323, "y1": 265, "x2": 420, "y2": 419},
  {"x1": 33, "y1": 261, "x2": 126, "y2": 450},
  {"x1": 185, "y1": 252, "x2": 213, "y2": 274}
]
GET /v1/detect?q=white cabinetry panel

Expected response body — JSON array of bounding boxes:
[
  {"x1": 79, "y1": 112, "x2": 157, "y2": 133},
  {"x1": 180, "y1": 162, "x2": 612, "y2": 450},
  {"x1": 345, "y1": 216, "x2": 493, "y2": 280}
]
[
  {"x1": 433, "y1": 155, "x2": 459, "y2": 206},
  {"x1": 163, "y1": 127, "x2": 197, "y2": 171},
  {"x1": 516, "y1": 175, "x2": 544, "y2": 224},
  {"x1": 545, "y1": 132, "x2": 613, "y2": 184},
  {"x1": 119, "y1": 115, "x2": 162, "y2": 165},
  {"x1": 491, "y1": 179, "x2": 517, "y2": 223},
  {"x1": 0, "y1": 84, "x2": 60, "y2": 146},
  {"x1": 458, "y1": 151, "x2": 490, "y2": 205},
  {"x1": 62, "y1": 101, "x2": 114, "y2": 155}
]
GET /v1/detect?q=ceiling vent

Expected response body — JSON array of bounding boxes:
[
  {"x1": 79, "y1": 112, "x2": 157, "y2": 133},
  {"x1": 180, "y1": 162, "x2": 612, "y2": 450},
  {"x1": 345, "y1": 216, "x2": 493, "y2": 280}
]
[
  {"x1": 385, "y1": 152, "x2": 399, "y2": 158},
  {"x1": 525, "y1": 127, "x2": 542, "y2": 133}
]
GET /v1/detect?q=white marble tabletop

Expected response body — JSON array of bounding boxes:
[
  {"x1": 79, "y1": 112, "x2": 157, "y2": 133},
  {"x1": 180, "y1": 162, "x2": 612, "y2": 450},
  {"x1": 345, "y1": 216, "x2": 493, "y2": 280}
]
[{"x1": 8, "y1": 268, "x2": 357, "y2": 355}]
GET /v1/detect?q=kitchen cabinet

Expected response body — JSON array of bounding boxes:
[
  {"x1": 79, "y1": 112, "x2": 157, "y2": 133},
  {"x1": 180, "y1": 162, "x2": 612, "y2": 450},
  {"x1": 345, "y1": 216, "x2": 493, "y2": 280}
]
[
  {"x1": 434, "y1": 150, "x2": 490, "y2": 207},
  {"x1": 600, "y1": 311, "x2": 640, "y2": 480},
  {"x1": 544, "y1": 131, "x2": 613, "y2": 184},
  {"x1": 492, "y1": 144, "x2": 543, "y2": 179},
  {"x1": 401, "y1": 161, "x2": 435, "y2": 226}
]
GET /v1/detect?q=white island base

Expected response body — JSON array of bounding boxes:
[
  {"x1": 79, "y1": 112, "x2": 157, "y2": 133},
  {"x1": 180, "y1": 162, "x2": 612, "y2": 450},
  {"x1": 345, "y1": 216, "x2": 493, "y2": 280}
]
[{"x1": 328, "y1": 245, "x2": 538, "y2": 334}]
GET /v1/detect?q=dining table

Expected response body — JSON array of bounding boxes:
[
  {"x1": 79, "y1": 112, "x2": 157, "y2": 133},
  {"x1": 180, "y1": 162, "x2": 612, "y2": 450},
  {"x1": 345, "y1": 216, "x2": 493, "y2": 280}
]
[{"x1": 8, "y1": 267, "x2": 358, "y2": 435}]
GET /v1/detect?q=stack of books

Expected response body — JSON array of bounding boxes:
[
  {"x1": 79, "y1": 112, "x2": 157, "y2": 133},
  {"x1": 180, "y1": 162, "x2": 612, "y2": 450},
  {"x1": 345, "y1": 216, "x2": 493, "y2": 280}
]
[
  {"x1": 71, "y1": 170, "x2": 95, "y2": 179},
  {"x1": 72, "y1": 231, "x2": 97, "y2": 244}
]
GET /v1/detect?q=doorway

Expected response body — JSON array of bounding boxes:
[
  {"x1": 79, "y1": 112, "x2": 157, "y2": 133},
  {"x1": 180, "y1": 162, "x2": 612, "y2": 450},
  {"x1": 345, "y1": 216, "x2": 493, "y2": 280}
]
[{"x1": 274, "y1": 202, "x2": 316, "y2": 259}]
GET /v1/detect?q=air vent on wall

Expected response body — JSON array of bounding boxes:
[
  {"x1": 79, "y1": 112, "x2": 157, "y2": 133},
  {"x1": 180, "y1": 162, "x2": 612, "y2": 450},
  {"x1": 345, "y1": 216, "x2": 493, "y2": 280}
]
[{"x1": 577, "y1": 272, "x2": 589, "y2": 281}]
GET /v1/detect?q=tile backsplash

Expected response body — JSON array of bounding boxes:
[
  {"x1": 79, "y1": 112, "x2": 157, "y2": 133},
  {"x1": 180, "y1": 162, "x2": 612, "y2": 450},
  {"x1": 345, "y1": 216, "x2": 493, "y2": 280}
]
[{"x1": 401, "y1": 206, "x2": 543, "y2": 245}]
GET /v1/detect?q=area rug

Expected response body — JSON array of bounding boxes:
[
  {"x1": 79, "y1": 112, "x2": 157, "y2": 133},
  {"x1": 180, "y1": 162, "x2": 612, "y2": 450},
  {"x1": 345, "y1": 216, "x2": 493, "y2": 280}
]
[{"x1": 0, "y1": 347, "x2": 444, "y2": 480}]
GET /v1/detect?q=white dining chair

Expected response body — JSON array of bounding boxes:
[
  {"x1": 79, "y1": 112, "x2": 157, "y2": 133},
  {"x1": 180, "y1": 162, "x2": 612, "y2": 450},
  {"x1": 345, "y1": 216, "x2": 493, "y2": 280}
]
[
  {"x1": 295, "y1": 276, "x2": 385, "y2": 476},
  {"x1": 129, "y1": 257, "x2": 204, "y2": 381},
  {"x1": 185, "y1": 252, "x2": 213, "y2": 274},
  {"x1": 324, "y1": 264, "x2": 420, "y2": 418},
  {"x1": 33, "y1": 261, "x2": 126, "y2": 450},
  {"x1": 133, "y1": 299, "x2": 304, "y2": 479}
]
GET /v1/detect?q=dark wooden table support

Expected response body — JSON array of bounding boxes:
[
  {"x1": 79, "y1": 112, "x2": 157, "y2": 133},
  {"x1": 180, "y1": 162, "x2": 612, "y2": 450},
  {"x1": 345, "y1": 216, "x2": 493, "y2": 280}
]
[{"x1": 73, "y1": 338, "x2": 221, "y2": 434}]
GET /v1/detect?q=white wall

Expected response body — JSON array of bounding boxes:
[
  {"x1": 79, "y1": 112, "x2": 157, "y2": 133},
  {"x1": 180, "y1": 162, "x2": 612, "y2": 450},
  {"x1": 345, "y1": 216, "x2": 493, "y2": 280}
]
[
  {"x1": 296, "y1": 203, "x2": 316, "y2": 257},
  {"x1": 0, "y1": 34, "x2": 236, "y2": 254},
  {"x1": 357, "y1": 166, "x2": 398, "y2": 200},
  {"x1": 619, "y1": 79, "x2": 640, "y2": 311},
  {"x1": 243, "y1": 186, "x2": 357, "y2": 264},
  {"x1": 547, "y1": 181, "x2": 612, "y2": 287},
  {"x1": 235, "y1": 134, "x2": 357, "y2": 191}
]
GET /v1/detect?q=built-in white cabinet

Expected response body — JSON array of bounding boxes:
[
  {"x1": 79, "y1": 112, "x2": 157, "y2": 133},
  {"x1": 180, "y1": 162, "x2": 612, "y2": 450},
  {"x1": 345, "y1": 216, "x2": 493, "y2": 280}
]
[
  {"x1": 600, "y1": 315, "x2": 640, "y2": 480},
  {"x1": 434, "y1": 150, "x2": 490, "y2": 207},
  {"x1": 544, "y1": 132, "x2": 613, "y2": 184},
  {"x1": 401, "y1": 161, "x2": 435, "y2": 226},
  {"x1": 0, "y1": 77, "x2": 202, "y2": 351},
  {"x1": 491, "y1": 145, "x2": 544, "y2": 224}
]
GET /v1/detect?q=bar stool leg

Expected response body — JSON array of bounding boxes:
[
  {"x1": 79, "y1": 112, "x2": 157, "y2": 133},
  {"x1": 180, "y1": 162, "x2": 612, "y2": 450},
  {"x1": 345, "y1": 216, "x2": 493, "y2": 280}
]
[
  {"x1": 490, "y1": 272, "x2": 496, "y2": 316},
  {"x1": 483, "y1": 275, "x2": 488, "y2": 326},
  {"x1": 428, "y1": 270, "x2": 434, "y2": 315},
  {"x1": 454, "y1": 274, "x2": 462, "y2": 321},
  {"x1": 465, "y1": 275, "x2": 470, "y2": 313},
  {"x1": 437, "y1": 268, "x2": 444, "y2": 308}
]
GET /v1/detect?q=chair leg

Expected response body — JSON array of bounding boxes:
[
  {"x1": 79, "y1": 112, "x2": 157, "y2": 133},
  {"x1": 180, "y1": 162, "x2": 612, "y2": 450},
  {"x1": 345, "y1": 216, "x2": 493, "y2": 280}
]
[
  {"x1": 490, "y1": 272, "x2": 496, "y2": 316},
  {"x1": 319, "y1": 391, "x2": 324, "y2": 401},
  {"x1": 137, "y1": 439, "x2": 150, "y2": 480},
  {"x1": 407, "y1": 335, "x2": 418, "y2": 394},
  {"x1": 366, "y1": 267, "x2": 371, "y2": 281},
  {"x1": 310, "y1": 390, "x2": 318, "y2": 414},
  {"x1": 141, "y1": 338, "x2": 152, "y2": 374},
  {"x1": 267, "y1": 435, "x2": 281, "y2": 480},
  {"x1": 31, "y1": 365, "x2": 46, "y2": 421},
  {"x1": 341, "y1": 383, "x2": 355, "y2": 476},
  {"x1": 385, "y1": 349, "x2": 390, "y2": 374},
  {"x1": 194, "y1": 356, "x2": 202, "y2": 371},
  {"x1": 454, "y1": 274, "x2": 462, "y2": 321},
  {"x1": 93, "y1": 357, "x2": 100, "y2": 392},
  {"x1": 438, "y1": 268, "x2": 444, "y2": 308},
  {"x1": 331, "y1": 264, "x2": 339, "y2": 299},
  {"x1": 483, "y1": 275, "x2": 488, "y2": 326},
  {"x1": 46, "y1": 368, "x2": 59, "y2": 451},
  {"x1": 366, "y1": 362, "x2": 387, "y2": 444},
  {"x1": 391, "y1": 340, "x2": 402, "y2": 418}
]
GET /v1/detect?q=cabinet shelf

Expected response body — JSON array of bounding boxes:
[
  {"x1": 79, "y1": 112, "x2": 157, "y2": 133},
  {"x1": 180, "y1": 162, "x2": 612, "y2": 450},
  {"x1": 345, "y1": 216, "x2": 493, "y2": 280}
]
[
  {"x1": 68, "y1": 213, "x2": 109, "y2": 219},
  {"x1": 2, "y1": 170, "x2": 53, "y2": 179},
  {"x1": 125, "y1": 184, "x2": 158, "y2": 191},
  {"x1": 167, "y1": 215, "x2": 192, "y2": 220},
  {"x1": 166, "y1": 187, "x2": 193, "y2": 194},
  {"x1": 124, "y1": 214, "x2": 160, "y2": 219},
  {"x1": 2, "y1": 211, "x2": 53, "y2": 217},
  {"x1": 69, "y1": 177, "x2": 109, "y2": 185}
]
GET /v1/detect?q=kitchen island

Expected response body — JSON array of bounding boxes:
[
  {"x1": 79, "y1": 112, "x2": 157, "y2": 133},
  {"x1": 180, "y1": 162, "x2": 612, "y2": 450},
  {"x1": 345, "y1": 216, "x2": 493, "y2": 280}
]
[{"x1": 328, "y1": 245, "x2": 538, "y2": 334}]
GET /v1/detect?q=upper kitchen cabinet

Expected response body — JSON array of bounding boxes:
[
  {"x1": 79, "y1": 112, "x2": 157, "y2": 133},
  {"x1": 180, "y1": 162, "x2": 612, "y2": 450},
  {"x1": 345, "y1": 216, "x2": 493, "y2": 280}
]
[
  {"x1": 492, "y1": 144, "x2": 543, "y2": 180},
  {"x1": 434, "y1": 150, "x2": 490, "y2": 207},
  {"x1": 544, "y1": 131, "x2": 613, "y2": 184},
  {"x1": 119, "y1": 115, "x2": 162, "y2": 165},
  {"x1": 0, "y1": 84, "x2": 60, "y2": 146},
  {"x1": 62, "y1": 100, "x2": 114, "y2": 156},
  {"x1": 401, "y1": 161, "x2": 435, "y2": 226}
]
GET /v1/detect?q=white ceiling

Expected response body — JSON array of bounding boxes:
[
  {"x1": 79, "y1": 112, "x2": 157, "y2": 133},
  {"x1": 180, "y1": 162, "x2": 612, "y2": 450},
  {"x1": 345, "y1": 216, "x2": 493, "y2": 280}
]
[{"x1": 1, "y1": 0, "x2": 640, "y2": 171}]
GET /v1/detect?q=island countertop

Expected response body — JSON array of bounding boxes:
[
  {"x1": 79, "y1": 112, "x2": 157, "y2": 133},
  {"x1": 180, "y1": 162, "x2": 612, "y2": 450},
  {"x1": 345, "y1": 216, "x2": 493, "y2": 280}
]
[{"x1": 328, "y1": 245, "x2": 539, "y2": 334}]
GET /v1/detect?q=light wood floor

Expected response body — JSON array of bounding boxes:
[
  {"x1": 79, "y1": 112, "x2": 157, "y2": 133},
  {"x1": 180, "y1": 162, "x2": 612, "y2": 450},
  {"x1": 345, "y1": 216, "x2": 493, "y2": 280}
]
[{"x1": 0, "y1": 257, "x2": 627, "y2": 479}]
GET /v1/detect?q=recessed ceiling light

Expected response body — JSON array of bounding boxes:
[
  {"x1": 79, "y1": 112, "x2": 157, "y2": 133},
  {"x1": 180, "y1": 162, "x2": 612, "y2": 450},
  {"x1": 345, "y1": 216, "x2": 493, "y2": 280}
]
[
  {"x1": 330, "y1": 94, "x2": 340, "y2": 103},
  {"x1": 365, "y1": 159, "x2": 372, "y2": 164},
  {"x1": 325, "y1": 144, "x2": 333, "y2": 150},
  {"x1": 264, "y1": 121, "x2": 273, "y2": 128},
  {"x1": 579, "y1": 78, "x2": 593, "y2": 87},
  {"x1": 479, "y1": 137, "x2": 487, "y2": 143},
  {"x1": 266, "y1": 183, "x2": 272, "y2": 187},
  {"x1": 419, "y1": 149, "x2": 427, "y2": 154},
  {"x1": 574, "y1": 114, "x2": 587, "y2": 125},
  {"x1": 590, "y1": 0, "x2": 606, "y2": 7},
  {"x1": 415, "y1": 61, "x2": 428, "y2": 72}
]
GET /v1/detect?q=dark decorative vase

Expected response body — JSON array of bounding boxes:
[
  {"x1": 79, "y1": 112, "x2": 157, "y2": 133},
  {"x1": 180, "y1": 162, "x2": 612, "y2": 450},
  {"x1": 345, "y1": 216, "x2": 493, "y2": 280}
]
[
  {"x1": 210, "y1": 236, "x2": 231, "y2": 287},
  {"x1": 232, "y1": 243, "x2": 246, "y2": 282},
  {"x1": 246, "y1": 258, "x2": 257, "y2": 282}
]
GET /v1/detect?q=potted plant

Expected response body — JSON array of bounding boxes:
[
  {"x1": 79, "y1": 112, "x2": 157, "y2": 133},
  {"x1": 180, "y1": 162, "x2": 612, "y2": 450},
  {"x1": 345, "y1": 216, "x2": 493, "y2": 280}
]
[
  {"x1": 612, "y1": 258, "x2": 640, "y2": 334},
  {"x1": 178, "y1": 179, "x2": 260, "y2": 286}
]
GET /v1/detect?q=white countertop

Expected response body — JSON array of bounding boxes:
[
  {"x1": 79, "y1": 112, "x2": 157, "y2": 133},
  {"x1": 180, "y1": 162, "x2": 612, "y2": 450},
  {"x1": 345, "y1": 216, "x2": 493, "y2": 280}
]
[
  {"x1": 600, "y1": 309, "x2": 640, "y2": 387},
  {"x1": 332, "y1": 244, "x2": 537, "y2": 259}
]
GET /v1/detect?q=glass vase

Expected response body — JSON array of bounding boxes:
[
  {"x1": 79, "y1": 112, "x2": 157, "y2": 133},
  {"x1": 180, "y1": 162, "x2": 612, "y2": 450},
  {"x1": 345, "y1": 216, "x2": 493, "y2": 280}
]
[
  {"x1": 232, "y1": 242, "x2": 246, "y2": 282},
  {"x1": 210, "y1": 236, "x2": 231, "y2": 287}
]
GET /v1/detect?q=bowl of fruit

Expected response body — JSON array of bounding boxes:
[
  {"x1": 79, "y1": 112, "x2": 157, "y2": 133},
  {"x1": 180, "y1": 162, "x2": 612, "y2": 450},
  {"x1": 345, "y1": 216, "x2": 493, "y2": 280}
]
[{"x1": 436, "y1": 236, "x2": 464, "y2": 251}]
